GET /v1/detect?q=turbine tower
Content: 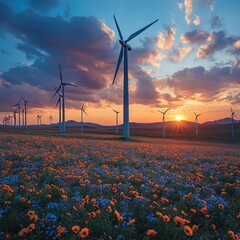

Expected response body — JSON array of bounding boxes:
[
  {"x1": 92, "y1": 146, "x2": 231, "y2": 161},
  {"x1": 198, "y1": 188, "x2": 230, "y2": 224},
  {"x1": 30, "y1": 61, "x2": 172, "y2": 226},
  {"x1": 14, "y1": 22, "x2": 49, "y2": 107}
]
[
  {"x1": 21, "y1": 97, "x2": 29, "y2": 128},
  {"x1": 53, "y1": 64, "x2": 77, "y2": 133},
  {"x1": 158, "y1": 108, "x2": 170, "y2": 138},
  {"x1": 193, "y1": 111, "x2": 201, "y2": 136},
  {"x1": 80, "y1": 102, "x2": 88, "y2": 133},
  {"x1": 12, "y1": 99, "x2": 21, "y2": 127},
  {"x1": 112, "y1": 15, "x2": 159, "y2": 139},
  {"x1": 12, "y1": 106, "x2": 18, "y2": 128},
  {"x1": 54, "y1": 88, "x2": 63, "y2": 132},
  {"x1": 113, "y1": 110, "x2": 120, "y2": 134},
  {"x1": 230, "y1": 106, "x2": 236, "y2": 139}
]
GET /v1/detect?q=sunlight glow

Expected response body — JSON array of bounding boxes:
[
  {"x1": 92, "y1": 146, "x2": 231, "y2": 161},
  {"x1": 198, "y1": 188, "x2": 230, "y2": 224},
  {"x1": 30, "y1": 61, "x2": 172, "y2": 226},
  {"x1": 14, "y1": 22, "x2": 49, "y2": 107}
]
[{"x1": 175, "y1": 116, "x2": 182, "y2": 122}]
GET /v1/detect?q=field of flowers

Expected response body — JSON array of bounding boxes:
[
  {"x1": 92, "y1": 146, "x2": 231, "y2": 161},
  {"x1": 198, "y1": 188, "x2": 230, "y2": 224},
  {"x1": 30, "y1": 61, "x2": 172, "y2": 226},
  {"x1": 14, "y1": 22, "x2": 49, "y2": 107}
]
[{"x1": 0, "y1": 133, "x2": 239, "y2": 239}]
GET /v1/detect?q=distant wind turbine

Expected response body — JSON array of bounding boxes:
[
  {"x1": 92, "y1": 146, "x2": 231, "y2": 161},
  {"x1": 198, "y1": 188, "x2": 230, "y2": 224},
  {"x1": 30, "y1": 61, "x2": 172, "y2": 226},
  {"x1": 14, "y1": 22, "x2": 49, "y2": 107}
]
[
  {"x1": 53, "y1": 63, "x2": 77, "y2": 132},
  {"x1": 193, "y1": 111, "x2": 202, "y2": 136},
  {"x1": 12, "y1": 99, "x2": 21, "y2": 127},
  {"x1": 230, "y1": 106, "x2": 236, "y2": 139},
  {"x1": 49, "y1": 115, "x2": 53, "y2": 126},
  {"x1": 21, "y1": 97, "x2": 29, "y2": 128},
  {"x1": 112, "y1": 15, "x2": 159, "y2": 140},
  {"x1": 36, "y1": 114, "x2": 41, "y2": 126},
  {"x1": 80, "y1": 102, "x2": 88, "y2": 133},
  {"x1": 158, "y1": 108, "x2": 170, "y2": 138},
  {"x1": 12, "y1": 106, "x2": 18, "y2": 127},
  {"x1": 113, "y1": 109, "x2": 119, "y2": 134}
]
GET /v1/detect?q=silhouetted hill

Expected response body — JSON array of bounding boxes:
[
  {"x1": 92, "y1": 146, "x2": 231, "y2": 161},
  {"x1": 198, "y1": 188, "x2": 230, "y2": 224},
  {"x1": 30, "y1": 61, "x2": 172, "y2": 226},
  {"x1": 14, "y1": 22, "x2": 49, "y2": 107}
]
[{"x1": 204, "y1": 117, "x2": 240, "y2": 125}]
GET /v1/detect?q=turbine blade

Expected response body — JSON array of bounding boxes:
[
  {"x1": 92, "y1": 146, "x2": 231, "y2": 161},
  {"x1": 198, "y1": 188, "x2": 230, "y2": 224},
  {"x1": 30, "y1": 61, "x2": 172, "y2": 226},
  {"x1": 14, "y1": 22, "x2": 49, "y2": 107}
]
[
  {"x1": 112, "y1": 46, "x2": 123, "y2": 84},
  {"x1": 56, "y1": 97, "x2": 61, "y2": 107},
  {"x1": 53, "y1": 84, "x2": 62, "y2": 98},
  {"x1": 82, "y1": 102, "x2": 85, "y2": 108},
  {"x1": 63, "y1": 82, "x2": 77, "y2": 87},
  {"x1": 158, "y1": 110, "x2": 164, "y2": 114},
  {"x1": 82, "y1": 109, "x2": 88, "y2": 116},
  {"x1": 164, "y1": 107, "x2": 171, "y2": 114},
  {"x1": 59, "y1": 63, "x2": 63, "y2": 83},
  {"x1": 113, "y1": 15, "x2": 123, "y2": 40},
  {"x1": 125, "y1": 19, "x2": 159, "y2": 43}
]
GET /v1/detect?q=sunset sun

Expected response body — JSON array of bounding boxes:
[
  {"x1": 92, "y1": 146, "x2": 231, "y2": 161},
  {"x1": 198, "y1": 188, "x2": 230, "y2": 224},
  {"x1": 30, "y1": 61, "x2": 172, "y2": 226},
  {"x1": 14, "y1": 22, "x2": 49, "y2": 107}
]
[{"x1": 175, "y1": 116, "x2": 182, "y2": 122}]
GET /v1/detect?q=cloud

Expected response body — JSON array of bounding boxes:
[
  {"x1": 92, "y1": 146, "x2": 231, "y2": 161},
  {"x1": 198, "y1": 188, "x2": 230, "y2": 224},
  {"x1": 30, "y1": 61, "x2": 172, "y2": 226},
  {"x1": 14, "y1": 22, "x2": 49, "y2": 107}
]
[
  {"x1": 196, "y1": 31, "x2": 236, "y2": 58},
  {"x1": 178, "y1": 2, "x2": 183, "y2": 10},
  {"x1": 184, "y1": 0, "x2": 193, "y2": 26},
  {"x1": 210, "y1": 16, "x2": 224, "y2": 29},
  {"x1": 0, "y1": 2, "x2": 162, "y2": 111},
  {"x1": 170, "y1": 47, "x2": 194, "y2": 62},
  {"x1": 181, "y1": 30, "x2": 209, "y2": 44},
  {"x1": 193, "y1": 15, "x2": 200, "y2": 26},
  {"x1": 233, "y1": 39, "x2": 240, "y2": 49},
  {"x1": 161, "y1": 65, "x2": 240, "y2": 103},
  {"x1": 156, "y1": 27, "x2": 176, "y2": 50},
  {"x1": 27, "y1": 0, "x2": 60, "y2": 10}
]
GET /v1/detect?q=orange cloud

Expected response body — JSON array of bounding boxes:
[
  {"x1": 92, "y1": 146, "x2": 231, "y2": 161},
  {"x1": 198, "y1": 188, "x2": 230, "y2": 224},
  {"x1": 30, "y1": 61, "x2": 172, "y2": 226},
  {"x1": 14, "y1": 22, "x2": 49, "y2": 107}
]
[
  {"x1": 193, "y1": 15, "x2": 200, "y2": 26},
  {"x1": 171, "y1": 47, "x2": 194, "y2": 62},
  {"x1": 184, "y1": 0, "x2": 192, "y2": 26},
  {"x1": 156, "y1": 27, "x2": 176, "y2": 50},
  {"x1": 234, "y1": 39, "x2": 240, "y2": 49}
]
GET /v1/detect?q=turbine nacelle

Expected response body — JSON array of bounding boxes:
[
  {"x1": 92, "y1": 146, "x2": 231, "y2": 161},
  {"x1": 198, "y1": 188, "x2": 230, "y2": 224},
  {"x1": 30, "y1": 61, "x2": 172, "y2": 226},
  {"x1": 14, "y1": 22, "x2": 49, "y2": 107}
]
[{"x1": 119, "y1": 40, "x2": 132, "y2": 51}]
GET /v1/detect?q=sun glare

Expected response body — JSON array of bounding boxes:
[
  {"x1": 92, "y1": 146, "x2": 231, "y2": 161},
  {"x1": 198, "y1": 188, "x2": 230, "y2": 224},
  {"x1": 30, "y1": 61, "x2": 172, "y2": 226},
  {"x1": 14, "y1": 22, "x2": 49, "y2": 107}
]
[{"x1": 175, "y1": 116, "x2": 182, "y2": 122}]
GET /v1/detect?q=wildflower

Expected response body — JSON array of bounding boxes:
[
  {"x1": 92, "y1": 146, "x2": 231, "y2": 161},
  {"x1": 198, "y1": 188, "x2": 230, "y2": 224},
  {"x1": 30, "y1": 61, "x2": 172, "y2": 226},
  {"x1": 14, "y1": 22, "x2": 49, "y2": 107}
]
[
  {"x1": 18, "y1": 228, "x2": 28, "y2": 237},
  {"x1": 190, "y1": 208, "x2": 197, "y2": 214},
  {"x1": 173, "y1": 207, "x2": 178, "y2": 212},
  {"x1": 61, "y1": 194, "x2": 67, "y2": 200},
  {"x1": 47, "y1": 194, "x2": 51, "y2": 199},
  {"x1": 147, "y1": 229, "x2": 157, "y2": 236},
  {"x1": 211, "y1": 224, "x2": 216, "y2": 230},
  {"x1": 181, "y1": 210, "x2": 188, "y2": 216},
  {"x1": 184, "y1": 226, "x2": 193, "y2": 236},
  {"x1": 79, "y1": 228, "x2": 89, "y2": 238},
  {"x1": 192, "y1": 225, "x2": 198, "y2": 232},
  {"x1": 160, "y1": 197, "x2": 169, "y2": 204},
  {"x1": 72, "y1": 225, "x2": 80, "y2": 234},
  {"x1": 174, "y1": 216, "x2": 190, "y2": 226},
  {"x1": 118, "y1": 216, "x2": 124, "y2": 222},
  {"x1": 163, "y1": 215, "x2": 170, "y2": 222},
  {"x1": 88, "y1": 212, "x2": 97, "y2": 218},
  {"x1": 106, "y1": 206, "x2": 112, "y2": 213},
  {"x1": 156, "y1": 211, "x2": 163, "y2": 217},
  {"x1": 218, "y1": 203, "x2": 224, "y2": 210},
  {"x1": 72, "y1": 206, "x2": 78, "y2": 211},
  {"x1": 57, "y1": 225, "x2": 66, "y2": 234},
  {"x1": 27, "y1": 223, "x2": 35, "y2": 232},
  {"x1": 128, "y1": 219, "x2": 136, "y2": 225},
  {"x1": 114, "y1": 210, "x2": 120, "y2": 218},
  {"x1": 200, "y1": 206, "x2": 208, "y2": 215}
]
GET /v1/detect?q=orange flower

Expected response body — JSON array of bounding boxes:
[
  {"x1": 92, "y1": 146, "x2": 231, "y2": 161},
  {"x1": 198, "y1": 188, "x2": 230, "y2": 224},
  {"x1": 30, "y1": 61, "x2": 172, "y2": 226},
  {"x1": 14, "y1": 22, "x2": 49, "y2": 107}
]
[
  {"x1": 147, "y1": 229, "x2": 157, "y2": 236},
  {"x1": 72, "y1": 225, "x2": 80, "y2": 234},
  {"x1": 128, "y1": 219, "x2": 136, "y2": 225},
  {"x1": 18, "y1": 228, "x2": 28, "y2": 237},
  {"x1": 57, "y1": 225, "x2": 66, "y2": 234},
  {"x1": 27, "y1": 223, "x2": 35, "y2": 232},
  {"x1": 79, "y1": 228, "x2": 89, "y2": 238},
  {"x1": 211, "y1": 224, "x2": 216, "y2": 230},
  {"x1": 106, "y1": 206, "x2": 112, "y2": 213},
  {"x1": 163, "y1": 215, "x2": 170, "y2": 222},
  {"x1": 160, "y1": 197, "x2": 169, "y2": 204},
  {"x1": 181, "y1": 210, "x2": 188, "y2": 216},
  {"x1": 89, "y1": 211, "x2": 97, "y2": 218},
  {"x1": 156, "y1": 211, "x2": 163, "y2": 217},
  {"x1": 174, "y1": 216, "x2": 190, "y2": 226},
  {"x1": 184, "y1": 226, "x2": 193, "y2": 236},
  {"x1": 218, "y1": 204, "x2": 224, "y2": 210},
  {"x1": 190, "y1": 208, "x2": 197, "y2": 214},
  {"x1": 47, "y1": 194, "x2": 51, "y2": 199},
  {"x1": 72, "y1": 206, "x2": 78, "y2": 211},
  {"x1": 118, "y1": 216, "x2": 124, "y2": 222},
  {"x1": 200, "y1": 206, "x2": 208, "y2": 215},
  {"x1": 114, "y1": 210, "x2": 120, "y2": 218},
  {"x1": 192, "y1": 225, "x2": 198, "y2": 232}
]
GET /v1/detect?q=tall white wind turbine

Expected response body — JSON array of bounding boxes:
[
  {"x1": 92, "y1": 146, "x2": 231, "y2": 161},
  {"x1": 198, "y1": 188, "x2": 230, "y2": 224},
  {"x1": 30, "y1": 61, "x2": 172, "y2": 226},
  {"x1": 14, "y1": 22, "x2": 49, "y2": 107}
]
[
  {"x1": 112, "y1": 15, "x2": 159, "y2": 140},
  {"x1": 113, "y1": 109, "x2": 119, "y2": 134},
  {"x1": 158, "y1": 108, "x2": 170, "y2": 138},
  {"x1": 80, "y1": 102, "x2": 88, "y2": 133},
  {"x1": 230, "y1": 106, "x2": 236, "y2": 139},
  {"x1": 194, "y1": 111, "x2": 201, "y2": 136},
  {"x1": 53, "y1": 64, "x2": 77, "y2": 132}
]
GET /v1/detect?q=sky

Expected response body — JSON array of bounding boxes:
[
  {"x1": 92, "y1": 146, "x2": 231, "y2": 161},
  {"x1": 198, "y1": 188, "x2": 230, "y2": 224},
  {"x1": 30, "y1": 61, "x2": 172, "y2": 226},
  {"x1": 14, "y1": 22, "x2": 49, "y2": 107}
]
[{"x1": 0, "y1": 0, "x2": 240, "y2": 125}]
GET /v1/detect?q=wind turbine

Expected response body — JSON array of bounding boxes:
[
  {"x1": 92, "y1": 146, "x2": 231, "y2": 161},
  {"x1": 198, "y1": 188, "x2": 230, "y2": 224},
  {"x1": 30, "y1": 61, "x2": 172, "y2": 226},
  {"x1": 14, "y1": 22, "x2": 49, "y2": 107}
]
[
  {"x1": 193, "y1": 111, "x2": 201, "y2": 136},
  {"x1": 158, "y1": 108, "x2": 170, "y2": 138},
  {"x1": 53, "y1": 64, "x2": 77, "y2": 132},
  {"x1": 80, "y1": 102, "x2": 88, "y2": 133},
  {"x1": 49, "y1": 115, "x2": 53, "y2": 126},
  {"x1": 12, "y1": 99, "x2": 21, "y2": 127},
  {"x1": 53, "y1": 88, "x2": 63, "y2": 132},
  {"x1": 113, "y1": 109, "x2": 120, "y2": 134},
  {"x1": 112, "y1": 15, "x2": 159, "y2": 140},
  {"x1": 12, "y1": 106, "x2": 18, "y2": 127},
  {"x1": 230, "y1": 106, "x2": 236, "y2": 139},
  {"x1": 21, "y1": 97, "x2": 29, "y2": 128}
]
